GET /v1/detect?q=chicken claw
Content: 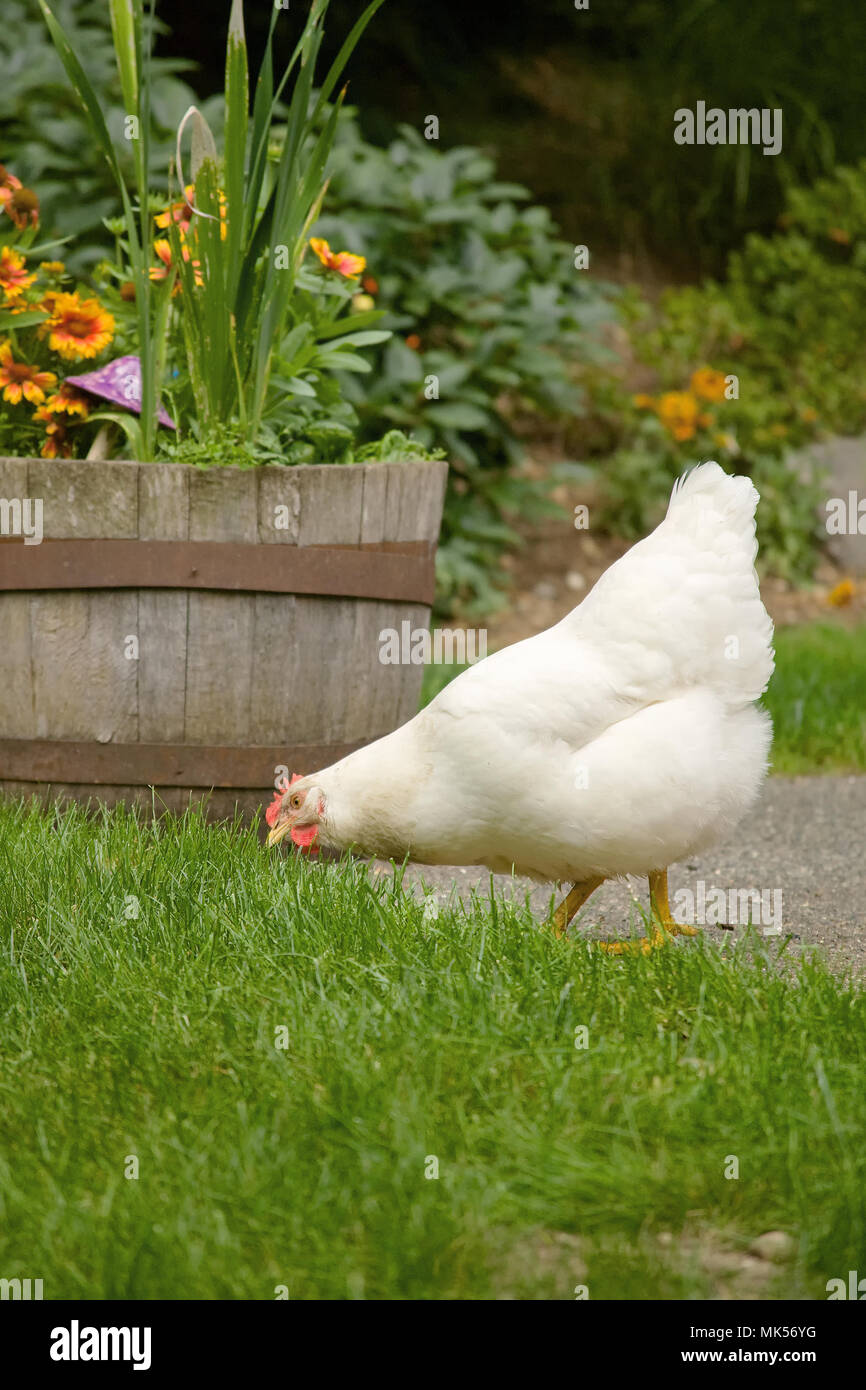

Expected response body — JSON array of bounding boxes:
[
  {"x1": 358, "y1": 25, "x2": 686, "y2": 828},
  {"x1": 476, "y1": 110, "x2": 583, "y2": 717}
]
[{"x1": 599, "y1": 869, "x2": 700, "y2": 954}]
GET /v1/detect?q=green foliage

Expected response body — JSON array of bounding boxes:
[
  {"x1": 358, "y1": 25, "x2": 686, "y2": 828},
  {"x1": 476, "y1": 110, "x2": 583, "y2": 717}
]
[
  {"x1": 0, "y1": 0, "x2": 220, "y2": 273},
  {"x1": 158, "y1": 416, "x2": 444, "y2": 470},
  {"x1": 40, "y1": 0, "x2": 387, "y2": 458},
  {"x1": 592, "y1": 161, "x2": 866, "y2": 581},
  {"x1": 39, "y1": 0, "x2": 175, "y2": 458},
  {"x1": 315, "y1": 109, "x2": 616, "y2": 610}
]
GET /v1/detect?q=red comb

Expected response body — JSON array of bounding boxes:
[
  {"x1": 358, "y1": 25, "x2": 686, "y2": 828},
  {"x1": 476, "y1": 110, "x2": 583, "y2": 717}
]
[{"x1": 264, "y1": 773, "x2": 306, "y2": 830}]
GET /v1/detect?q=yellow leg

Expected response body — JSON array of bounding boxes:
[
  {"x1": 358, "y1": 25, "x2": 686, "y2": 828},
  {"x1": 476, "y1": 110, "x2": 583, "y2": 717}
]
[
  {"x1": 600, "y1": 869, "x2": 700, "y2": 955},
  {"x1": 650, "y1": 868, "x2": 700, "y2": 939},
  {"x1": 552, "y1": 876, "x2": 605, "y2": 938}
]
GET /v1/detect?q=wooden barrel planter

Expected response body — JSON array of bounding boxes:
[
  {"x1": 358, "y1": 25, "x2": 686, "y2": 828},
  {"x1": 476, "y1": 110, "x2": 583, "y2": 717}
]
[{"x1": 0, "y1": 455, "x2": 447, "y2": 820}]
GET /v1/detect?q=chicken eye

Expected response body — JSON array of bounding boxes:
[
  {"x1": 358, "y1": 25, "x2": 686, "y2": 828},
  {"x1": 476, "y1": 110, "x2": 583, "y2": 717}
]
[{"x1": 290, "y1": 793, "x2": 302, "y2": 810}]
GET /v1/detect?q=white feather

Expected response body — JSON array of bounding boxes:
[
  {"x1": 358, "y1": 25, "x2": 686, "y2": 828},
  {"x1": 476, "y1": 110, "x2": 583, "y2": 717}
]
[{"x1": 303, "y1": 462, "x2": 775, "y2": 883}]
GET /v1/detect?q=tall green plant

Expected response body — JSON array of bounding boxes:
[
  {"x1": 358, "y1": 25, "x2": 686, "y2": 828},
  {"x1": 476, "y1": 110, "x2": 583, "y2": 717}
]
[
  {"x1": 39, "y1": 0, "x2": 171, "y2": 458},
  {"x1": 171, "y1": 0, "x2": 384, "y2": 441},
  {"x1": 39, "y1": 0, "x2": 385, "y2": 456}
]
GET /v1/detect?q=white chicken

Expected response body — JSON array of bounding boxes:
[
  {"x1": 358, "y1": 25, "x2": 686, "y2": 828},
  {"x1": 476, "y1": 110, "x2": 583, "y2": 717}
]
[{"x1": 268, "y1": 462, "x2": 775, "y2": 952}]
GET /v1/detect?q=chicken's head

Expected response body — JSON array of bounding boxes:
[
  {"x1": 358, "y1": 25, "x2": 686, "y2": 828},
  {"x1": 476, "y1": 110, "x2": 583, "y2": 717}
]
[{"x1": 265, "y1": 773, "x2": 324, "y2": 852}]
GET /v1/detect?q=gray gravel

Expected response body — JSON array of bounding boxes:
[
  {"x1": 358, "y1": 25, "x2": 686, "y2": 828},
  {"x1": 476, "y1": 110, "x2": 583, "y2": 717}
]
[{"x1": 369, "y1": 776, "x2": 866, "y2": 976}]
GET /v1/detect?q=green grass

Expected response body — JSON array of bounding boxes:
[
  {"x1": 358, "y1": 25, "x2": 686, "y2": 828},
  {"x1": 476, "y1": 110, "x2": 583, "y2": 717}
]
[
  {"x1": 765, "y1": 623, "x2": 866, "y2": 775},
  {"x1": 1, "y1": 798, "x2": 865, "y2": 1300},
  {"x1": 421, "y1": 622, "x2": 866, "y2": 775}
]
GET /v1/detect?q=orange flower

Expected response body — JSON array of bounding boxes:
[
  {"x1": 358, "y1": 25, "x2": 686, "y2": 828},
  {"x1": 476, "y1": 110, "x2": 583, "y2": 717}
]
[
  {"x1": 361, "y1": 275, "x2": 379, "y2": 295},
  {"x1": 690, "y1": 367, "x2": 728, "y2": 403},
  {"x1": 33, "y1": 406, "x2": 73, "y2": 458},
  {"x1": 0, "y1": 164, "x2": 22, "y2": 218},
  {"x1": 828, "y1": 227, "x2": 851, "y2": 245},
  {"x1": 3, "y1": 186, "x2": 39, "y2": 230},
  {"x1": 42, "y1": 383, "x2": 90, "y2": 419},
  {"x1": 155, "y1": 186, "x2": 227, "y2": 241},
  {"x1": 800, "y1": 406, "x2": 818, "y2": 424},
  {"x1": 155, "y1": 186, "x2": 195, "y2": 237},
  {"x1": 308, "y1": 237, "x2": 366, "y2": 278},
  {"x1": 632, "y1": 393, "x2": 654, "y2": 409},
  {"x1": 406, "y1": 334, "x2": 422, "y2": 351},
  {"x1": 656, "y1": 390, "x2": 701, "y2": 441},
  {"x1": 0, "y1": 245, "x2": 37, "y2": 301},
  {"x1": 827, "y1": 578, "x2": 856, "y2": 607},
  {"x1": 0, "y1": 340, "x2": 57, "y2": 404},
  {"x1": 0, "y1": 164, "x2": 22, "y2": 194},
  {"x1": 41, "y1": 291, "x2": 115, "y2": 361},
  {"x1": 150, "y1": 239, "x2": 203, "y2": 290}
]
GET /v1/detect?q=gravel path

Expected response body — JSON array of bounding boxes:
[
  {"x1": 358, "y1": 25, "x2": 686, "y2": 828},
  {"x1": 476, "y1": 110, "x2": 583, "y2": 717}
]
[{"x1": 371, "y1": 776, "x2": 866, "y2": 976}]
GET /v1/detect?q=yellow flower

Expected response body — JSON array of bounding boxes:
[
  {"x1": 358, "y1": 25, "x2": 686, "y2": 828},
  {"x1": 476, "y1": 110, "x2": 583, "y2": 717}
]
[
  {"x1": 827, "y1": 578, "x2": 856, "y2": 607},
  {"x1": 39, "y1": 260, "x2": 67, "y2": 276},
  {"x1": 42, "y1": 383, "x2": 90, "y2": 419},
  {"x1": 0, "y1": 340, "x2": 57, "y2": 404},
  {"x1": 41, "y1": 291, "x2": 115, "y2": 361},
  {"x1": 800, "y1": 407, "x2": 818, "y2": 424},
  {"x1": 308, "y1": 237, "x2": 366, "y2": 278},
  {"x1": 656, "y1": 390, "x2": 701, "y2": 441},
  {"x1": 155, "y1": 186, "x2": 195, "y2": 236},
  {"x1": 0, "y1": 245, "x2": 37, "y2": 301},
  {"x1": 155, "y1": 186, "x2": 227, "y2": 240},
  {"x1": 150, "y1": 238, "x2": 203, "y2": 291},
  {"x1": 632, "y1": 393, "x2": 654, "y2": 409},
  {"x1": 33, "y1": 405, "x2": 73, "y2": 458},
  {"x1": 690, "y1": 367, "x2": 728, "y2": 403}
]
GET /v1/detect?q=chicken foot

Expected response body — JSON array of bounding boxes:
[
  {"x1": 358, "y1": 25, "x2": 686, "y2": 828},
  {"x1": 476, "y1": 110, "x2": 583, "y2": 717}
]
[{"x1": 600, "y1": 868, "x2": 700, "y2": 954}]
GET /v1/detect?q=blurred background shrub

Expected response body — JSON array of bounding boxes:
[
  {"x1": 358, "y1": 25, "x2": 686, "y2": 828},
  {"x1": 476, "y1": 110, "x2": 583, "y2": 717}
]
[{"x1": 4, "y1": 0, "x2": 865, "y2": 612}]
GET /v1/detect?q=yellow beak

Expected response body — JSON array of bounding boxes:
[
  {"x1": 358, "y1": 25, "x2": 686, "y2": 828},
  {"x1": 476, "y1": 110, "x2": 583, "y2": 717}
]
[{"x1": 267, "y1": 819, "x2": 293, "y2": 848}]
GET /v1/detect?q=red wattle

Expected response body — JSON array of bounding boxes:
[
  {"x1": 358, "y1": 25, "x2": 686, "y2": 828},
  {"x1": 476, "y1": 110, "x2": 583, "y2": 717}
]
[{"x1": 291, "y1": 824, "x2": 320, "y2": 853}]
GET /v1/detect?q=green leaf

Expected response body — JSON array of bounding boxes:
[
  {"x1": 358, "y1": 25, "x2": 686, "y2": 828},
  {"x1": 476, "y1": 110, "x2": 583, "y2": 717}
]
[
  {"x1": 224, "y1": 0, "x2": 249, "y2": 301},
  {"x1": 314, "y1": 309, "x2": 386, "y2": 340},
  {"x1": 38, "y1": 0, "x2": 131, "y2": 210},
  {"x1": 284, "y1": 375, "x2": 318, "y2": 397},
  {"x1": 326, "y1": 330, "x2": 391, "y2": 348},
  {"x1": 425, "y1": 402, "x2": 491, "y2": 430},
  {"x1": 0, "y1": 310, "x2": 50, "y2": 330},
  {"x1": 108, "y1": 0, "x2": 139, "y2": 120},
  {"x1": 317, "y1": 350, "x2": 373, "y2": 373},
  {"x1": 87, "y1": 409, "x2": 145, "y2": 459}
]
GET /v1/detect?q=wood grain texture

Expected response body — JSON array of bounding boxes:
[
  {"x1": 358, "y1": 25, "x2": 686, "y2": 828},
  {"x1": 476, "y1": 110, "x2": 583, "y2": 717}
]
[
  {"x1": 0, "y1": 458, "x2": 34, "y2": 739},
  {"x1": 26, "y1": 458, "x2": 138, "y2": 538},
  {"x1": 137, "y1": 464, "x2": 189, "y2": 743},
  {"x1": 0, "y1": 457, "x2": 447, "y2": 813},
  {"x1": 184, "y1": 466, "x2": 256, "y2": 743}
]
